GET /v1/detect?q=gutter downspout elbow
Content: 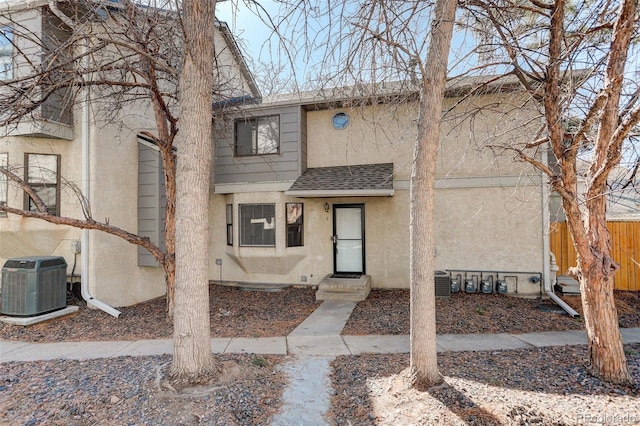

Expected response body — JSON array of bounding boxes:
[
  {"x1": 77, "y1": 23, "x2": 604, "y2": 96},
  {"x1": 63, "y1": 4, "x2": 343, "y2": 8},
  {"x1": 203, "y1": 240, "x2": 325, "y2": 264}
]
[
  {"x1": 542, "y1": 148, "x2": 579, "y2": 318},
  {"x1": 80, "y1": 42, "x2": 121, "y2": 318},
  {"x1": 80, "y1": 229, "x2": 121, "y2": 318}
]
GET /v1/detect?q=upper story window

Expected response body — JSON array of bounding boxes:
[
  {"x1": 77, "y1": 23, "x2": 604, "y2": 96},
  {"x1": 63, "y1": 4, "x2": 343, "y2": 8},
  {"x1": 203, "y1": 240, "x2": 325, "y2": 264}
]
[
  {"x1": 24, "y1": 153, "x2": 60, "y2": 216},
  {"x1": 0, "y1": 27, "x2": 13, "y2": 80},
  {"x1": 234, "y1": 115, "x2": 280, "y2": 157}
]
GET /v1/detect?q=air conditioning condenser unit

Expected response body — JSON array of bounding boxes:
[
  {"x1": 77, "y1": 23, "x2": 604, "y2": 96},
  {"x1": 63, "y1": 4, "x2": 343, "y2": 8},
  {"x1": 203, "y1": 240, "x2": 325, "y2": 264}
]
[
  {"x1": 434, "y1": 270, "x2": 451, "y2": 297},
  {"x1": 1, "y1": 256, "x2": 67, "y2": 316}
]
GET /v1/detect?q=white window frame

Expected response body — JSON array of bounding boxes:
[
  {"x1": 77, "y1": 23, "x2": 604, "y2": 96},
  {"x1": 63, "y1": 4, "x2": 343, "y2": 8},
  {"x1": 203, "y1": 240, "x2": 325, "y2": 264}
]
[
  {"x1": 234, "y1": 115, "x2": 280, "y2": 157},
  {"x1": 0, "y1": 27, "x2": 13, "y2": 80},
  {"x1": 24, "y1": 153, "x2": 60, "y2": 216}
]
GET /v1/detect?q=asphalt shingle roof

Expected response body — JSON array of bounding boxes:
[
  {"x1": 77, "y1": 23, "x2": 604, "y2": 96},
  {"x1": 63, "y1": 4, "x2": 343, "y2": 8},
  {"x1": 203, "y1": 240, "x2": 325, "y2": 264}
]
[{"x1": 288, "y1": 163, "x2": 393, "y2": 192}]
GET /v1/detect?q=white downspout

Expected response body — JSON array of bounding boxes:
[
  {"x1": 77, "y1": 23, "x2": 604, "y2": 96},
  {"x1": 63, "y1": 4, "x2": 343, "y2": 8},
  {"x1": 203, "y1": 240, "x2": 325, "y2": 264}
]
[
  {"x1": 542, "y1": 148, "x2": 579, "y2": 318},
  {"x1": 80, "y1": 42, "x2": 121, "y2": 318}
]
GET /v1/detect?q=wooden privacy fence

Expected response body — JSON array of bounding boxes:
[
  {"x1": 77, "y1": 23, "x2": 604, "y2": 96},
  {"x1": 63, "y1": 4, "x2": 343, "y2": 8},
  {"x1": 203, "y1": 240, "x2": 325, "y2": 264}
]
[{"x1": 549, "y1": 221, "x2": 640, "y2": 291}]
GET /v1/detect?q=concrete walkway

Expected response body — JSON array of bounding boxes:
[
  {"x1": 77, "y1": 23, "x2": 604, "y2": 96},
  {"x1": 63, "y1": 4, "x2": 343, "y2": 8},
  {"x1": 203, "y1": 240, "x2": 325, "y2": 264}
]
[
  {"x1": 1, "y1": 312, "x2": 640, "y2": 362},
  {"x1": 271, "y1": 301, "x2": 357, "y2": 426},
  {"x1": 2, "y1": 301, "x2": 640, "y2": 425}
]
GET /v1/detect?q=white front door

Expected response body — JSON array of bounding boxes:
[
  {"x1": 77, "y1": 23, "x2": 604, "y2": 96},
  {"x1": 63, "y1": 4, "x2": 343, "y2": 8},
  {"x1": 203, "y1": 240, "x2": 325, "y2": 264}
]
[{"x1": 333, "y1": 204, "x2": 365, "y2": 274}]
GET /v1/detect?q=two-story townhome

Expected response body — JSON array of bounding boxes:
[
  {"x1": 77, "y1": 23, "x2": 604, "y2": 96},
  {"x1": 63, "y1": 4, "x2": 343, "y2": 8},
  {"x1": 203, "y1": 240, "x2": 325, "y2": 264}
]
[
  {"x1": 211, "y1": 80, "x2": 550, "y2": 298},
  {"x1": 1, "y1": 1, "x2": 556, "y2": 312}
]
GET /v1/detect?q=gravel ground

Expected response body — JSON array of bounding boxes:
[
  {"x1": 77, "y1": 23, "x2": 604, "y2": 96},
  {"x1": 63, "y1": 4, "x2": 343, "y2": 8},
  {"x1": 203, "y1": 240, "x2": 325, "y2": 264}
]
[
  {"x1": 342, "y1": 289, "x2": 640, "y2": 335},
  {"x1": 0, "y1": 354, "x2": 286, "y2": 426},
  {"x1": 2, "y1": 286, "x2": 638, "y2": 343},
  {"x1": 0, "y1": 284, "x2": 321, "y2": 342},
  {"x1": 2, "y1": 286, "x2": 639, "y2": 425},
  {"x1": 330, "y1": 343, "x2": 640, "y2": 425}
]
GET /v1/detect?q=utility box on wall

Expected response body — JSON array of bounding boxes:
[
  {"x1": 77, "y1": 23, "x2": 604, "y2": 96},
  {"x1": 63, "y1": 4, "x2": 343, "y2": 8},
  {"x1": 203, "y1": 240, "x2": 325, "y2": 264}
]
[{"x1": 1, "y1": 256, "x2": 67, "y2": 316}]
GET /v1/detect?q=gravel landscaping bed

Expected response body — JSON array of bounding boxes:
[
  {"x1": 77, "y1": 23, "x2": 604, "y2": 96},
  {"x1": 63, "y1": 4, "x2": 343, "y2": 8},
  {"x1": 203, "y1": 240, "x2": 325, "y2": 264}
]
[
  {"x1": 0, "y1": 285, "x2": 321, "y2": 342},
  {"x1": 2, "y1": 286, "x2": 638, "y2": 343},
  {"x1": 342, "y1": 289, "x2": 640, "y2": 335},
  {"x1": 1, "y1": 285, "x2": 639, "y2": 425},
  {"x1": 330, "y1": 343, "x2": 640, "y2": 425},
  {"x1": 0, "y1": 354, "x2": 285, "y2": 426}
]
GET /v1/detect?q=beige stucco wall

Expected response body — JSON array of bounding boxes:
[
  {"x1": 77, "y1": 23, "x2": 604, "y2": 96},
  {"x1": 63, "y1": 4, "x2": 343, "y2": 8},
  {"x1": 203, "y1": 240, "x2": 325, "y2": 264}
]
[
  {"x1": 209, "y1": 185, "x2": 544, "y2": 294},
  {"x1": 307, "y1": 93, "x2": 540, "y2": 179},
  {"x1": 211, "y1": 91, "x2": 546, "y2": 294},
  {"x1": 209, "y1": 192, "x2": 332, "y2": 285},
  {"x1": 84, "y1": 101, "x2": 166, "y2": 306},
  {"x1": 208, "y1": 191, "x2": 411, "y2": 288},
  {"x1": 306, "y1": 103, "x2": 417, "y2": 178}
]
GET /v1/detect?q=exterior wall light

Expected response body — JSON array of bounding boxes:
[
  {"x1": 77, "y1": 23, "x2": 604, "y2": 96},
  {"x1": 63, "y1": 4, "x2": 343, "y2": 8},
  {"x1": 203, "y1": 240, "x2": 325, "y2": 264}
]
[{"x1": 324, "y1": 202, "x2": 330, "y2": 212}]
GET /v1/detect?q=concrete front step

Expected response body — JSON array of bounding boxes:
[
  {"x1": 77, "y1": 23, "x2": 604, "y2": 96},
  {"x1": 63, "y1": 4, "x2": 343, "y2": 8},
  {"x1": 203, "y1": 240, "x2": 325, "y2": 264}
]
[
  {"x1": 315, "y1": 290, "x2": 369, "y2": 302},
  {"x1": 319, "y1": 281, "x2": 369, "y2": 292},
  {"x1": 316, "y1": 274, "x2": 371, "y2": 302},
  {"x1": 555, "y1": 275, "x2": 580, "y2": 294}
]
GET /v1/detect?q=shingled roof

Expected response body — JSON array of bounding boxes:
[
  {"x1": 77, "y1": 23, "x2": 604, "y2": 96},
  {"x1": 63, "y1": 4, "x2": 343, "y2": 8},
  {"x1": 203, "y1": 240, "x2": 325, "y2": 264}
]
[{"x1": 285, "y1": 163, "x2": 394, "y2": 197}]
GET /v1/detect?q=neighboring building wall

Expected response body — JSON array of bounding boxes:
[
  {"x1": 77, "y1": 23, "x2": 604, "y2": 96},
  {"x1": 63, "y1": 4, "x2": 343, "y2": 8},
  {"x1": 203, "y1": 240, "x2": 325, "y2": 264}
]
[
  {"x1": 0, "y1": 8, "x2": 258, "y2": 307},
  {"x1": 214, "y1": 23, "x2": 258, "y2": 98},
  {"x1": 0, "y1": 97, "x2": 167, "y2": 307},
  {"x1": 82, "y1": 100, "x2": 166, "y2": 306}
]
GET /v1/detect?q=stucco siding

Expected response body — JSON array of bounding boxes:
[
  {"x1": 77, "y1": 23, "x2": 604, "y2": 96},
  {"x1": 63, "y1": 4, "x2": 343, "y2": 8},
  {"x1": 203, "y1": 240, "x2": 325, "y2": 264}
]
[
  {"x1": 82, "y1": 100, "x2": 166, "y2": 306},
  {"x1": 306, "y1": 104, "x2": 416, "y2": 180},
  {"x1": 0, "y1": 134, "x2": 81, "y2": 276},
  {"x1": 208, "y1": 183, "x2": 543, "y2": 294}
]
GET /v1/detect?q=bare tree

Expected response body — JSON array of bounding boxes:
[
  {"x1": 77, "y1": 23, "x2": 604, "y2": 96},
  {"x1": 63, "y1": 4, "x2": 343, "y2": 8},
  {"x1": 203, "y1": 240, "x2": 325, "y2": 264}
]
[
  {"x1": 274, "y1": 0, "x2": 458, "y2": 388},
  {"x1": 408, "y1": 0, "x2": 458, "y2": 389},
  {"x1": 169, "y1": 0, "x2": 217, "y2": 380},
  {"x1": 462, "y1": 0, "x2": 639, "y2": 384}
]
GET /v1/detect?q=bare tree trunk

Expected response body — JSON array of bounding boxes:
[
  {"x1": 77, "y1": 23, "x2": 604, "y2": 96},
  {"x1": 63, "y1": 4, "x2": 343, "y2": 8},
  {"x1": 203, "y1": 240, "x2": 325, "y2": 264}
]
[
  {"x1": 169, "y1": 0, "x2": 216, "y2": 380},
  {"x1": 552, "y1": 0, "x2": 636, "y2": 385},
  {"x1": 160, "y1": 147, "x2": 176, "y2": 318},
  {"x1": 409, "y1": 0, "x2": 456, "y2": 390},
  {"x1": 566, "y1": 190, "x2": 631, "y2": 384},
  {"x1": 577, "y1": 266, "x2": 630, "y2": 384}
]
